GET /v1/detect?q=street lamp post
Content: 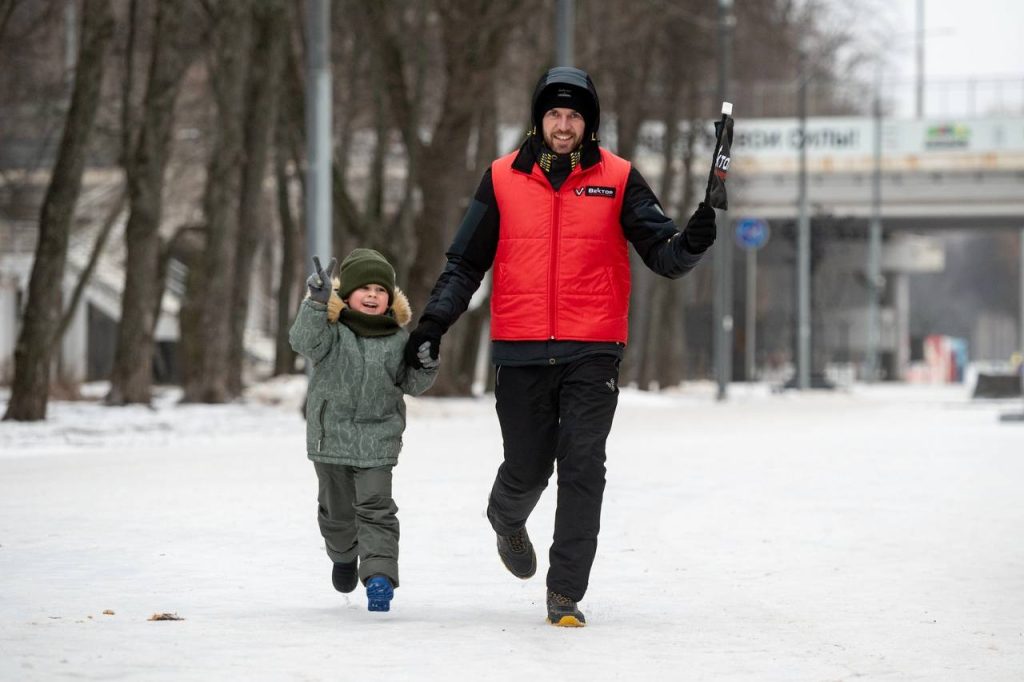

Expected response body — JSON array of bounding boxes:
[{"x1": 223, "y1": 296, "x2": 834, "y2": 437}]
[
  {"x1": 915, "y1": 0, "x2": 925, "y2": 119},
  {"x1": 1016, "y1": 229, "x2": 1024, "y2": 417},
  {"x1": 1001, "y1": 228, "x2": 1024, "y2": 423},
  {"x1": 865, "y1": 66, "x2": 884, "y2": 381},
  {"x1": 556, "y1": 0, "x2": 574, "y2": 66},
  {"x1": 305, "y1": 0, "x2": 332, "y2": 267},
  {"x1": 796, "y1": 43, "x2": 811, "y2": 390},
  {"x1": 714, "y1": 0, "x2": 734, "y2": 401}
]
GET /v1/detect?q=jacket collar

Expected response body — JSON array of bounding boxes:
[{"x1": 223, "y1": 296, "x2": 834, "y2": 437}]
[{"x1": 511, "y1": 135, "x2": 602, "y2": 175}]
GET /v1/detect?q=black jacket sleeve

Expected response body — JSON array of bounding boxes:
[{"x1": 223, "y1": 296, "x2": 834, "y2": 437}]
[
  {"x1": 419, "y1": 169, "x2": 500, "y2": 332},
  {"x1": 620, "y1": 167, "x2": 704, "y2": 278}
]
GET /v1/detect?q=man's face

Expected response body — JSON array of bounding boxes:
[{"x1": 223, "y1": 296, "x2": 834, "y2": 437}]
[{"x1": 542, "y1": 107, "x2": 585, "y2": 154}]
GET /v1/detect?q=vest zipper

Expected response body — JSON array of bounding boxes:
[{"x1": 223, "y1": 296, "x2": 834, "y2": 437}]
[
  {"x1": 549, "y1": 191, "x2": 561, "y2": 340},
  {"x1": 316, "y1": 399, "x2": 328, "y2": 451}
]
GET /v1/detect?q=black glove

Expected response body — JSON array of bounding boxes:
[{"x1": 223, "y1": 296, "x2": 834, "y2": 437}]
[
  {"x1": 680, "y1": 202, "x2": 717, "y2": 254},
  {"x1": 306, "y1": 256, "x2": 336, "y2": 304},
  {"x1": 404, "y1": 318, "x2": 443, "y2": 370}
]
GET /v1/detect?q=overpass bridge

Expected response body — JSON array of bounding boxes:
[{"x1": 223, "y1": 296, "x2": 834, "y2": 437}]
[
  {"x1": 725, "y1": 115, "x2": 1024, "y2": 230},
  {"x1": 631, "y1": 114, "x2": 1024, "y2": 381}
]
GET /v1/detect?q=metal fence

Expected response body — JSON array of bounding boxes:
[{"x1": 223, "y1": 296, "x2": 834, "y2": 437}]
[{"x1": 732, "y1": 76, "x2": 1024, "y2": 120}]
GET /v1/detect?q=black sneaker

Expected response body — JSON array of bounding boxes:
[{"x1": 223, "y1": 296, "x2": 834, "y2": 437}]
[
  {"x1": 496, "y1": 527, "x2": 536, "y2": 579},
  {"x1": 546, "y1": 590, "x2": 586, "y2": 627},
  {"x1": 332, "y1": 560, "x2": 358, "y2": 593}
]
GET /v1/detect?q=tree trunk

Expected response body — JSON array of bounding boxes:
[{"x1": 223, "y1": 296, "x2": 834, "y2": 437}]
[
  {"x1": 634, "y1": 65, "x2": 685, "y2": 389},
  {"x1": 183, "y1": 1, "x2": 253, "y2": 403},
  {"x1": 171, "y1": 227, "x2": 206, "y2": 394},
  {"x1": 56, "y1": 187, "x2": 126, "y2": 344},
  {"x1": 430, "y1": 73, "x2": 498, "y2": 395},
  {"x1": 272, "y1": 113, "x2": 299, "y2": 376},
  {"x1": 674, "y1": 110, "x2": 712, "y2": 380},
  {"x1": 107, "y1": 0, "x2": 191, "y2": 405},
  {"x1": 4, "y1": 0, "x2": 113, "y2": 422},
  {"x1": 608, "y1": 49, "x2": 653, "y2": 162},
  {"x1": 227, "y1": 0, "x2": 287, "y2": 397},
  {"x1": 357, "y1": 1, "x2": 525, "y2": 395},
  {"x1": 272, "y1": 25, "x2": 307, "y2": 371},
  {"x1": 403, "y1": 4, "x2": 515, "y2": 317}
]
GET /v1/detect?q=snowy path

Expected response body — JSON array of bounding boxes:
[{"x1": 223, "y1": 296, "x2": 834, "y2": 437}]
[{"x1": 1, "y1": 383, "x2": 1022, "y2": 680}]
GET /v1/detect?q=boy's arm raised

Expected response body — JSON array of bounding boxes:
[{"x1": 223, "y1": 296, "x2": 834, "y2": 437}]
[{"x1": 288, "y1": 257, "x2": 338, "y2": 365}]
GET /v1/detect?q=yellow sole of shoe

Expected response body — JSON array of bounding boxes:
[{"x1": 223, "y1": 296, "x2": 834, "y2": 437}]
[{"x1": 548, "y1": 615, "x2": 586, "y2": 627}]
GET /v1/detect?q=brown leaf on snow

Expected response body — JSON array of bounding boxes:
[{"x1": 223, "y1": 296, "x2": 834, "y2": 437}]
[
  {"x1": 102, "y1": 610, "x2": 115, "y2": 615},
  {"x1": 148, "y1": 612, "x2": 184, "y2": 621}
]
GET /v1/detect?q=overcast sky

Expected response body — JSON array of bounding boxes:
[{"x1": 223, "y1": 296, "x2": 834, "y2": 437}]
[
  {"x1": 890, "y1": 0, "x2": 1024, "y2": 78},
  {"x1": 825, "y1": 0, "x2": 1024, "y2": 117}
]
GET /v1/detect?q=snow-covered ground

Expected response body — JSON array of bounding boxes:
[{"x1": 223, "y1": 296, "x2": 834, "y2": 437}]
[{"x1": 1, "y1": 381, "x2": 1022, "y2": 681}]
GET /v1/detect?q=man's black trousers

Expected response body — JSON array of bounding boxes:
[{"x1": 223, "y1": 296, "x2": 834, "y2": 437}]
[{"x1": 486, "y1": 354, "x2": 620, "y2": 602}]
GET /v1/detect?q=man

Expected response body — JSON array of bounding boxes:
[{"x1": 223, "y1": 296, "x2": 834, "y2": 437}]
[{"x1": 404, "y1": 67, "x2": 716, "y2": 626}]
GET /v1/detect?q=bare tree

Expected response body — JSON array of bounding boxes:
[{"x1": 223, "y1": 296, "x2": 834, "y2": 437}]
[
  {"x1": 272, "y1": 115, "x2": 300, "y2": 376},
  {"x1": 0, "y1": 0, "x2": 18, "y2": 43},
  {"x1": 170, "y1": 223, "x2": 205, "y2": 393},
  {"x1": 0, "y1": 2, "x2": 76, "y2": 239},
  {"x1": 3, "y1": 0, "x2": 114, "y2": 421},
  {"x1": 56, "y1": 188, "x2": 127, "y2": 344},
  {"x1": 226, "y1": 0, "x2": 288, "y2": 397},
  {"x1": 107, "y1": 0, "x2": 194, "y2": 405},
  {"x1": 638, "y1": 9, "x2": 712, "y2": 389},
  {"x1": 578, "y1": 0, "x2": 663, "y2": 161},
  {"x1": 182, "y1": 0, "x2": 253, "y2": 403},
  {"x1": 355, "y1": 0, "x2": 532, "y2": 394},
  {"x1": 269, "y1": 18, "x2": 307, "y2": 377}
]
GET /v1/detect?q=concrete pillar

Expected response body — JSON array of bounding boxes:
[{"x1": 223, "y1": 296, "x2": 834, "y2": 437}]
[
  {"x1": 0, "y1": 276, "x2": 19, "y2": 384},
  {"x1": 894, "y1": 272, "x2": 911, "y2": 380},
  {"x1": 57, "y1": 286, "x2": 88, "y2": 384}
]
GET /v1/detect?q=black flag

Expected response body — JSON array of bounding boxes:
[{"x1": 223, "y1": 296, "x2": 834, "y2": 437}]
[{"x1": 705, "y1": 103, "x2": 734, "y2": 210}]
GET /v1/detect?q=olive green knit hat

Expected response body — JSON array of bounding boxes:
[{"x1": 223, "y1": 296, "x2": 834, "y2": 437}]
[{"x1": 338, "y1": 248, "x2": 396, "y2": 305}]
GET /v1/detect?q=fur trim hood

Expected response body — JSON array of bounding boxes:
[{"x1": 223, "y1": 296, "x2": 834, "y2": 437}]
[{"x1": 306, "y1": 277, "x2": 412, "y2": 326}]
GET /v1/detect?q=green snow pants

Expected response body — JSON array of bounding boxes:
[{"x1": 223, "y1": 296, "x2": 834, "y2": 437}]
[{"x1": 313, "y1": 461, "x2": 399, "y2": 587}]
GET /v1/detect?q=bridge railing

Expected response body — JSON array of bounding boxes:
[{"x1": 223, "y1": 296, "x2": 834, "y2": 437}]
[{"x1": 725, "y1": 76, "x2": 1024, "y2": 120}]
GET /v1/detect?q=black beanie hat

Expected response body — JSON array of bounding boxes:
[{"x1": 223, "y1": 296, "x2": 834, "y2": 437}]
[
  {"x1": 531, "y1": 67, "x2": 600, "y2": 142},
  {"x1": 535, "y1": 84, "x2": 594, "y2": 124},
  {"x1": 338, "y1": 248, "x2": 396, "y2": 306}
]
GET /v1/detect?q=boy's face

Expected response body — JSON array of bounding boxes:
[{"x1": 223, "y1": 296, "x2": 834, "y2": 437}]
[{"x1": 347, "y1": 284, "x2": 390, "y2": 315}]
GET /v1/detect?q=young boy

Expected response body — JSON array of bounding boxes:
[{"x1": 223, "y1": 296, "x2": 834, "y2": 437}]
[{"x1": 289, "y1": 248, "x2": 439, "y2": 612}]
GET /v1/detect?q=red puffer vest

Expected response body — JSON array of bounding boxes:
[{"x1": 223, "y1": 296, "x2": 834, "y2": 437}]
[{"x1": 490, "y1": 147, "x2": 632, "y2": 342}]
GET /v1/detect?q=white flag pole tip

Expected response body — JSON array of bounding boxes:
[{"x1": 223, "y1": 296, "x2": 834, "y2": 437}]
[{"x1": 721, "y1": 102, "x2": 733, "y2": 116}]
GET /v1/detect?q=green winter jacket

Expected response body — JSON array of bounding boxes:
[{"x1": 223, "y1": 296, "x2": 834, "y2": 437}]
[{"x1": 289, "y1": 286, "x2": 437, "y2": 467}]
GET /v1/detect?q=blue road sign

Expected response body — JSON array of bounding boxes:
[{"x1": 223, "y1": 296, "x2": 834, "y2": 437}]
[{"x1": 735, "y1": 217, "x2": 770, "y2": 250}]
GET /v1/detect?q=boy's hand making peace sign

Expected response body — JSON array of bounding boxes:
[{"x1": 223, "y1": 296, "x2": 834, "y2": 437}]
[{"x1": 307, "y1": 256, "x2": 337, "y2": 304}]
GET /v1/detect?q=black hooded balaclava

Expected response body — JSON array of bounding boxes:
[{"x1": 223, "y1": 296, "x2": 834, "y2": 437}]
[
  {"x1": 530, "y1": 66, "x2": 601, "y2": 149},
  {"x1": 529, "y1": 67, "x2": 600, "y2": 187}
]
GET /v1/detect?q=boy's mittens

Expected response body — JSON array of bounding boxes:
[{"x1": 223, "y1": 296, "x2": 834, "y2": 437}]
[
  {"x1": 307, "y1": 256, "x2": 337, "y2": 304},
  {"x1": 404, "y1": 319, "x2": 443, "y2": 369}
]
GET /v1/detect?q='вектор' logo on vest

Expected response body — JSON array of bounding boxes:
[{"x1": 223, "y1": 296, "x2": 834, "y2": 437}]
[{"x1": 574, "y1": 185, "x2": 616, "y2": 198}]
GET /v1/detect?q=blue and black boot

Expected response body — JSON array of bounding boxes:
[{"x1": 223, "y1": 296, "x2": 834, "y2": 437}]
[
  {"x1": 366, "y1": 574, "x2": 394, "y2": 612},
  {"x1": 332, "y1": 560, "x2": 358, "y2": 594},
  {"x1": 496, "y1": 527, "x2": 536, "y2": 579}
]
